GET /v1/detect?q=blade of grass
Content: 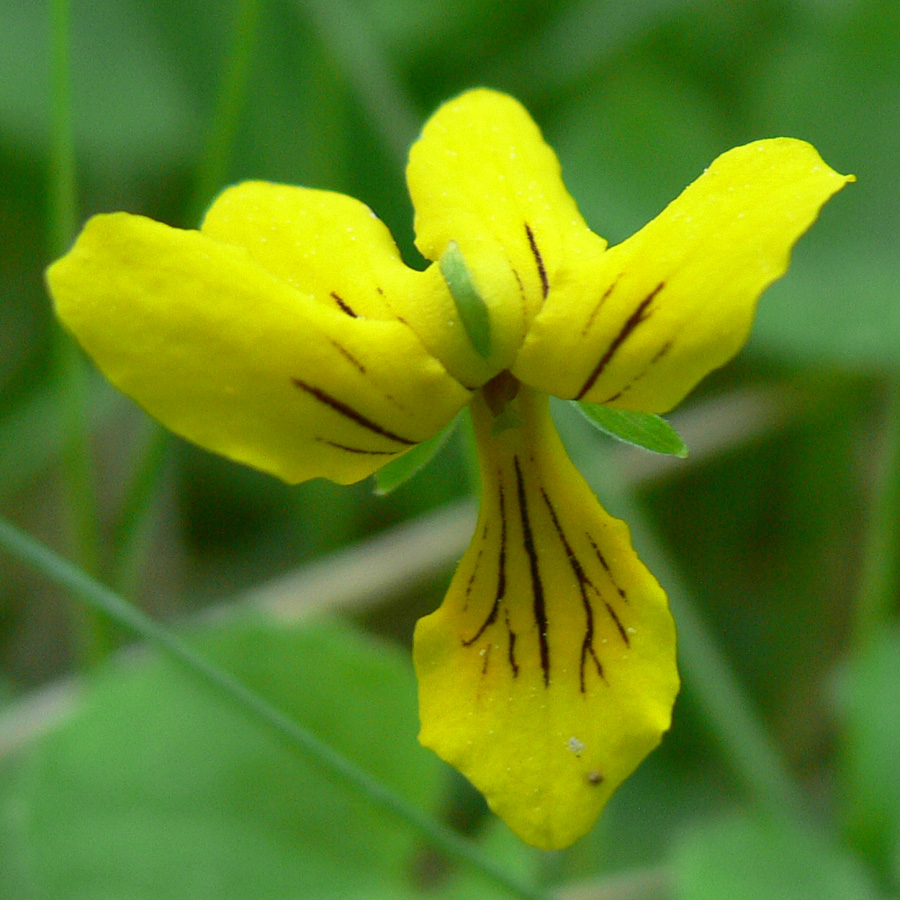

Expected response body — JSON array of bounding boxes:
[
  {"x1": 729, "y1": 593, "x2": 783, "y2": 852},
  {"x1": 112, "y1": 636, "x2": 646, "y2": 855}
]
[
  {"x1": 300, "y1": 0, "x2": 419, "y2": 165},
  {"x1": 0, "y1": 517, "x2": 552, "y2": 900},
  {"x1": 852, "y1": 378, "x2": 900, "y2": 648},
  {"x1": 110, "y1": 422, "x2": 170, "y2": 597},
  {"x1": 186, "y1": 0, "x2": 263, "y2": 225},
  {"x1": 48, "y1": 0, "x2": 111, "y2": 664},
  {"x1": 109, "y1": 0, "x2": 261, "y2": 600}
]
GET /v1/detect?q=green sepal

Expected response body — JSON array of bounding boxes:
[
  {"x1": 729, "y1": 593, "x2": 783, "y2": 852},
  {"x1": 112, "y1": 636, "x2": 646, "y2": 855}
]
[
  {"x1": 374, "y1": 417, "x2": 458, "y2": 495},
  {"x1": 439, "y1": 242, "x2": 492, "y2": 359},
  {"x1": 575, "y1": 402, "x2": 689, "y2": 457}
]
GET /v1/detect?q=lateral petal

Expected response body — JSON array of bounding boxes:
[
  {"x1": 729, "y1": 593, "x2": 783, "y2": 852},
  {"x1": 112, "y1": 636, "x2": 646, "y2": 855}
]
[
  {"x1": 405, "y1": 89, "x2": 607, "y2": 375},
  {"x1": 513, "y1": 139, "x2": 853, "y2": 411},
  {"x1": 414, "y1": 385, "x2": 678, "y2": 849},
  {"x1": 48, "y1": 213, "x2": 471, "y2": 485},
  {"x1": 202, "y1": 181, "x2": 404, "y2": 321}
]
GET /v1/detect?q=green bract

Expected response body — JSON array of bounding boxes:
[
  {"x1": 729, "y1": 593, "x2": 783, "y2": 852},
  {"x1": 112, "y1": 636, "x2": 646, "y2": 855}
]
[
  {"x1": 374, "y1": 418, "x2": 458, "y2": 495},
  {"x1": 439, "y1": 242, "x2": 492, "y2": 359},
  {"x1": 576, "y1": 403, "x2": 689, "y2": 457}
]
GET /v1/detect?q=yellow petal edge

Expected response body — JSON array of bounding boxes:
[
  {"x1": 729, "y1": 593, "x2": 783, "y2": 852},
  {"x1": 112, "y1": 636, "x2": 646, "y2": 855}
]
[{"x1": 414, "y1": 384, "x2": 679, "y2": 849}]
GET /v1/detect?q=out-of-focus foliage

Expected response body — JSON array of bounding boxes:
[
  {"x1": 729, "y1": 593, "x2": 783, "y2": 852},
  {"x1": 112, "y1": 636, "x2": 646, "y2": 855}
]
[
  {"x1": 1, "y1": 0, "x2": 898, "y2": 898},
  {"x1": 671, "y1": 812, "x2": 881, "y2": 900},
  {"x1": 1, "y1": 621, "x2": 445, "y2": 899}
]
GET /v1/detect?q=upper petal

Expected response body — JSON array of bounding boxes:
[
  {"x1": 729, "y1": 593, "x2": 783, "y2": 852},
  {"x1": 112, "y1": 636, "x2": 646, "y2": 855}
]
[
  {"x1": 405, "y1": 89, "x2": 607, "y2": 375},
  {"x1": 47, "y1": 212, "x2": 471, "y2": 485},
  {"x1": 513, "y1": 139, "x2": 854, "y2": 411}
]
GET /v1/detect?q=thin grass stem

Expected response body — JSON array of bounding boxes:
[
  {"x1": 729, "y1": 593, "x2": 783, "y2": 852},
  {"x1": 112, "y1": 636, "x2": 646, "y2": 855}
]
[
  {"x1": 110, "y1": 423, "x2": 170, "y2": 597},
  {"x1": 0, "y1": 517, "x2": 553, "y2": 900},
  {"x1": 187, "y1": 0, "x2": 263, "y2": 224},
  {"x1": 48, "y1": 0, "x2": 112, "y2": 665},
  {"x1": 300, "y1": 0, "x2": 419, "y2": 165},
  {"x1": 48, "y1": 0, "x2": 76, "y2": 254},
  {"x1": 109, "y1": 0, "x2": 261, "y2": 606},
  {"x1": 852, "y1": 378, "x2": 900, "y2": 647}
]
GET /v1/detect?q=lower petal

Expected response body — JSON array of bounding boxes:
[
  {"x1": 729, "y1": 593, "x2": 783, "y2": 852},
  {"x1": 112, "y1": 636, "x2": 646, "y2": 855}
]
[{"x1": 414, "y1": 383, "x2": 679, "y2": 849}]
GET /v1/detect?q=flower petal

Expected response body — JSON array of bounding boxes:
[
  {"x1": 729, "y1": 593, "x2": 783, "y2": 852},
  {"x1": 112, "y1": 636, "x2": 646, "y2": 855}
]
[
  {"x1": 405, "y1": 89, "x2": 607, "y2": 375},
  {"x1": 513, "y1": 139, "x2": 854, "y2": 411},
  {"x1": 48, "y1": 212, "x2": 471, "y2": 484},
  {"x1": 414, "y1": 385, "x2": 678, "y2": 849},
  {"x1": 202, "y1": 181, "x2": 404, "y2": 321}
]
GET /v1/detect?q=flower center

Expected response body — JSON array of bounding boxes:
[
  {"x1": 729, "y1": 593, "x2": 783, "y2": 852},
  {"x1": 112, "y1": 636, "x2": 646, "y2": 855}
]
[{"x1": 481, "y1": 370, "x2": 520, "y2": 417}]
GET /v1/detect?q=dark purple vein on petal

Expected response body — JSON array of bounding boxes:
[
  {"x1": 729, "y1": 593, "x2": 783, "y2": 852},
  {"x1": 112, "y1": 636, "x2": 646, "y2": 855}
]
[
  {"x1": 587, "y1": 535, "x2": 628, "y2": 602},
  {"x1": 576, "y1": 282, "x2": 665, "y2": 400},
  {"x1": 464, "y1": 480, "x2": 507, "y2": 647},
  {"x1": 463, "y1": 524, "x2": 488, "y2": 612},
  {"x1": 514, "y1": 455, "x2": 550, "y2": 686},
  {"x1": 328, "y1": 339, "x2": 366, "y2": 374},
  {"x1": 581, "y1": 275, "x2": 622, "y2": 337},
  {"x1": 524, "y1": 223, "x2": 549, "y2": 299},
  {"x1": 512, "y1": 267, "x2": 528, "y2": 324},
  {"x1": 540, "y1": 488, "x2": 605, "y2": 691},
  {"x1": 315, "y1": 438, "x2": 402, "y2": 456},
  {"x1": 330, "y1": 291, "x2": 358, "y2": 318},
  {"x1": 602, "y1": 339, "x2": 673, "y2": 404},
  {"x1": 505, "y1": 610, "x2": 519, "y2": 678},
  {"x1": 291, "y1": 377, "x2": 416, "y2": 445}
]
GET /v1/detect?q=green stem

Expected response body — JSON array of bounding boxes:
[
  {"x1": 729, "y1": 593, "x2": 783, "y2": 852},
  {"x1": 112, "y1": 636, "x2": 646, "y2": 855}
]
[
  {"x1": 110, "y1": 423, "x2": 170, "y2": 597},
  {"x1": 584, "y1": 456, "x2": 808, "y2": 821},
  {"x1": 100, "y1": 0, "x2": 261, "y2": 616},
  {"x1": 667, "y1": 582, "x2": 808, "y2": 820},
  {"x1": 0, "y1": 517, "x2": 552, "y2": 900},
  {"x1": 49, "y1": 0, "x2": 110, "y2": 665},
  {"x1": 49, "y1": 0, "x2": 76, "y2": 255},
  {"x1": 187, "y1": 0, "x2": 263, "y2": 225},
  {"x1": 851, "y1": 378, "x2": 900, "y2": 648},
  {"x1": 301, "y1": 0, "x2": 420, "y2": 165}
]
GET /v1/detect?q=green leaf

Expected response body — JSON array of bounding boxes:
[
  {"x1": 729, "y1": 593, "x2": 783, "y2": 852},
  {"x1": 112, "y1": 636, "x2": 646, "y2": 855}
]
[
  {"x1": 838, "y1": 628, "x2": 900, "y2": 876},
  {"x1": 575, "y1": 402, "x2": 689, "y2": 457},
  {"x1": 671, "y1": 812, "x2": 881, "y2": 900},
  {"x1": 374, "y1": 417, "x2": 457, "y2": 495},
  {"x1": 439, "y1": 242, "x2": 492, "y2": 359},
  {"x1": 0, "y1": 618, "x2": 446, "y2": 900}
]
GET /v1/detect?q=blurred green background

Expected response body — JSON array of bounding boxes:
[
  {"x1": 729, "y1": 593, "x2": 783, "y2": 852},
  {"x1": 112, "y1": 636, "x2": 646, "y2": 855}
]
[{"x1": 1, "y1": 0, "x2": 899, "y2": 898}]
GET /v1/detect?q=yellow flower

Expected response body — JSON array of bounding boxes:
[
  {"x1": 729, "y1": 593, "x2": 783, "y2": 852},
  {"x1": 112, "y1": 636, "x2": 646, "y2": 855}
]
[{"x1": 46, "y1": 89, "x2": 852, "y2": 849}]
